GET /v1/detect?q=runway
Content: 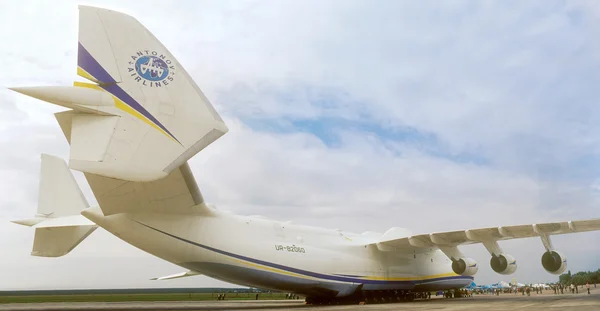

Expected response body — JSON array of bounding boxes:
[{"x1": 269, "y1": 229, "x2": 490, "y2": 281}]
[{"x1": 1, "y1": 288, "x2": 599, "y2": 311}]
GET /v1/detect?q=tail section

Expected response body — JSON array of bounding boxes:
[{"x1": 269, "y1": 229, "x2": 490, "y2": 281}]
[
  {"x1": 55, "y1": 109, "x2": 210, "y2": 216},
  {"x1": 11, "y1": 5, "x2": 228, "y2": 182},
  {"x1": 10, "y1": 6, "x2": 221, "y2": 217},
  {"x1": 12, "y1": 154, "x2": 97, "y2": 257}
]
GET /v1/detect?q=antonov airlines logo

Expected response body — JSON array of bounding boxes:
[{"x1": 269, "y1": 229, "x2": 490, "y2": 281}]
[{"x1": 128, "y1": 50, "x2": 175, "y2": 87}]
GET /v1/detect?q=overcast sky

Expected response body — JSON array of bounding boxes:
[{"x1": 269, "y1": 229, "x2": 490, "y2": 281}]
[{"x1": 2, "y1": 0, "x2": 600, "y2": 290}]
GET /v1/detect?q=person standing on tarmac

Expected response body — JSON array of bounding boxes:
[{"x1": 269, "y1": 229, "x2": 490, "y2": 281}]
[{"x1": 587, "y1": 283, "x2": 591, "y2": 295}]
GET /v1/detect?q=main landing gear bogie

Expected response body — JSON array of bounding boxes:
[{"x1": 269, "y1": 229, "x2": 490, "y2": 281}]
[{"x1": 305, "y1": 290, "x2": 424, "y2": 305}]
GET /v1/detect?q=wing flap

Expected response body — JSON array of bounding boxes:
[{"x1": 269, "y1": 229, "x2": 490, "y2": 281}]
[
  {"x1": 499, "y1": 224, "x2": 536, "y2": 238},
  {"x1": 430, "y1": 230, "x2": 469, "y2": 245},
  {"x1": 535, "y1": 222, "x2": 563, "y2": 233},
  {"x1": 408, "y1": 234, "x2": 434, "y2": 248},
  {"x1": 466, "y1": 227, "x2": 504, "y2": 240}
]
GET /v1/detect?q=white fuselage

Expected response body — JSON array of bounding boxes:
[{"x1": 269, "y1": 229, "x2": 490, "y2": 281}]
[{"x1": 83, "y1": 206, "x2": 472, "y2": 297}]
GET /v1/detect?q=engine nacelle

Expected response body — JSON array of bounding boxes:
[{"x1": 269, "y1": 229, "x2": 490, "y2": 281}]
[
  {"x1": 541, "y1": 250, "x2": 567, "y2": 275},
  {"x1": 490, "y1": 254, "x2": 517, "y2": 275},
  {"x1": 451, "y1": 257, "x2": 479, "y2": 276}
]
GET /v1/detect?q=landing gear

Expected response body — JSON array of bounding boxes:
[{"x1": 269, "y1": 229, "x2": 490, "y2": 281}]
[
  {"x1": 305, "y1": 296, "x2": 360, "y2": 305},
  {"x1": 305, "y1": 290, "x2": 421, "y2": 305}
]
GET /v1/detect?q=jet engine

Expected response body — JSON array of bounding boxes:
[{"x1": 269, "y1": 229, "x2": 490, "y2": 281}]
[
  {"x1": 541, "y1": 250, "x2": 567, "y2": 275},
  {"x1": 490, "y1": 254, "x2": 517, "y2": 275},
  {"x1": 451, "y1": 258, "x2": 478, "y2": 276}
]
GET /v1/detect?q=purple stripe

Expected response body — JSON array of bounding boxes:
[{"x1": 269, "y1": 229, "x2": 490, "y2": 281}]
[
  {"x1": 102, "y1": 83, "x2": 180, "y2": 143},
  {"x1": 77, "y1": 43, "x2": 179, "y2": 143},
  {"x1": 137, "y1": 221, "x2": 475, "y2": 286},
  {"x1": 78, "y1": 43, "x2": 116, "y2": 83}
]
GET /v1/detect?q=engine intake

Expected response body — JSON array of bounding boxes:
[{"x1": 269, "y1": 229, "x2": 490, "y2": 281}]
[
  {"x1": 490, "y1": 254, "x2": 517, "y2": 275},
  {"x1": 541, "y1": 250, "x2": 567, "y2": 275},
  {"x1": 451, "y1": 258, "x2": 478, "y2": 276}
]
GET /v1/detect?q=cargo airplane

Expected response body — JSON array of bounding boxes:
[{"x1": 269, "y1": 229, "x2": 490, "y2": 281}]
[{"x1": 9, "y1": 6, "x2": 600, "y2": 305}]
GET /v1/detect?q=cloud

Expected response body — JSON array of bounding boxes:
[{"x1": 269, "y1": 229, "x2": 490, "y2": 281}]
[
  {"x1": 1, "y1": 0, "x2": 600, "y2": 290},
  {"x1": 0, "y1": 91, "x2": 27, "y2": 124}
]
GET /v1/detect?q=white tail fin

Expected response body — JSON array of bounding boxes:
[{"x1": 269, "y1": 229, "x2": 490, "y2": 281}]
[
  {"x1": 10, "y1": 5, "x2": 228, "y2": 182},
  {"x1": 37, "y1": 154, "x2": 89, "y2": 216},
  {"x1": 11, "y1": 154, "x2": 97, "y2": 257}
]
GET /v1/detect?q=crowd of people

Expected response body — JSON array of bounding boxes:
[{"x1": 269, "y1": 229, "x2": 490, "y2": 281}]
[
  {"x1": 549, "y1": 282, "x2": 594, "y2": 295},
  {"x1": 468, "y1": 282, "x2": 595, "y2": 296}
]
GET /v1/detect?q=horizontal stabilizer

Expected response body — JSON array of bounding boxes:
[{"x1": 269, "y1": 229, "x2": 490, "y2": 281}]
[
  {"x1": 12, "y1": 215, "x2": 95, "y2": 228},
  {"x1": 151, "y1": 270, "x2": 201, "y2": 281},
  {"x1": 32, "y1": 225, "x2": 97, "y2": 257},
  {"x1": 54, "y1": 111, "x2": 210, "y2": 216},
  {"x1": 11, "y1": 218, "x2": 45, "y2": 227}
]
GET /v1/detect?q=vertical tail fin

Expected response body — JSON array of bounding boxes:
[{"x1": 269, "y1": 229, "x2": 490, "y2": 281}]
[
  {"x1": 37, "y1": 154, "x2": 89, "y2": 216},
  {"x1": 11, "y1": 154, "x2": 97, "y2": 257}
]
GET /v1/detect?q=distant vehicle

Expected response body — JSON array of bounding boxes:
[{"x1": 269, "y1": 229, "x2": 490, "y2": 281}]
[
  {"x1": 465, "y1": 281, "x2": 477, "y2": 290},
  {"x1": 491, "y1": 281, "x2": 512, "y2": 289},
  {"x1": 10, "y1": 5, "x2": 600, "y2": 306},
  {"x1": 531, "y1": 283, "x2": 551, "y2": 289}
]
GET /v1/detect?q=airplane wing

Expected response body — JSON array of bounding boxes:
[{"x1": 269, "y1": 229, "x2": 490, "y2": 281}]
[
  {"x1": 372, "y1": 218, "x2": 600, "y2": 276},
  {"x1": 151, "y1": 270, "x2": 201, "y2": 281},
  {"x1": 375, "y1": 218, "x2": 600, "y2": 251}
]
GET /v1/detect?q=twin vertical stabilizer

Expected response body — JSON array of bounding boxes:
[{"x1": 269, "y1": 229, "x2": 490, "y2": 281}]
[{"x1": 11, "y1": 154, "x2": 97, "y2": 257}]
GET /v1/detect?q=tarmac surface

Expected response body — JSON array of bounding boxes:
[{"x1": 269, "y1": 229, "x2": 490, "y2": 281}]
[{"x1": 1, "y1": 288, "x2": 599, "y2": 311}]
